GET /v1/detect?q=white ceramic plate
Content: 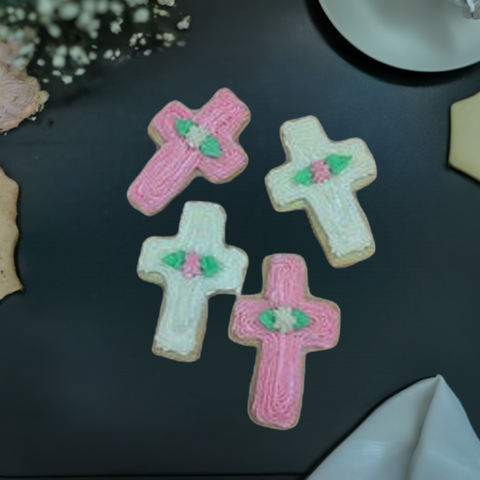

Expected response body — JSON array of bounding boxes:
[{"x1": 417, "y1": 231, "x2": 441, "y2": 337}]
[{"x1": 319, "y1": 0, "x2": 480, "y2": 72}]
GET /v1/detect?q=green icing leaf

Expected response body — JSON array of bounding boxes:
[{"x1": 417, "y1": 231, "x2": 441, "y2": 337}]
[
  {"x1": 175, "y1": 118, "x2": 195, "y2": 137},
  {"x1": 258, "y1": 309, "x2": 276, "y2": 331},
  {"x1": 325, "y1": 154, "x2": 352, "y2": 175},
  {"x1": 162, "y1": 250, "x2": 186, "y2": 270},
  {"x1": 292, "y1": 309, "x2": 311, "y2": 330},
  {"x1": 200, "y1": 255, "x2": 221, "y2": 278},
  {"x1": 200, "y1": 135, "x2": 222, "y2": 158},
  {"x1": 293, "y1": 167, "x2": 313, "y2": 186}
]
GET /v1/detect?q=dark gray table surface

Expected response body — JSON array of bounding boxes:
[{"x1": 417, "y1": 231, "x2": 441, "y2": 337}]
[{"x1": 1, "y1": 0, "x2": 480, "y2": 478}]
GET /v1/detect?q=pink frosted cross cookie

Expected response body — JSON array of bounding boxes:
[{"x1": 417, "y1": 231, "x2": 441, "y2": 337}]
[
  {"x1": 128, "y1": 88, "x2": 251, "y2": 216},
  {"x1": 229, "y1": 254, "x2": 340, "y2": 430}
]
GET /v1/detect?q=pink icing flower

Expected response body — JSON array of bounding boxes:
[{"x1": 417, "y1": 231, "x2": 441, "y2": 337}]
[
  {"x1": 311, "y1": 160, "x2": 330, "y2": 184},
  {"x1": 182, "y1": 252, "x2": 202, "y2": 279},
  {"x1": 127, "y1": 88, "x2": 251, "y2": 216},
  {"x1": 229, "y1": 254, "x2": 341, "y2": 430}
]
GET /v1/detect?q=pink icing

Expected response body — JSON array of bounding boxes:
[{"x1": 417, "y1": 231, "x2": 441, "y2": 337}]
[
  {"x1": 230, "y1": 255, "x2": 340, "y2": 430},
  {"x1": 127, "y1": 89, "x2": 250, "y2": 216},
  {"x1": 311, "y1": 160, "x2": 330, "y2": 184},
  {"x1": 182, "y1": 252, "x2": 201, "y2": 279}
]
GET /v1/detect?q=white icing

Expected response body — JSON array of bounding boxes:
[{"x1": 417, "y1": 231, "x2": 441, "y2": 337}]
[
  {"x1": 138, "y1": 202, "x2": 248, "y2": 358},
  {"x1": 266, "y1": 116, "x2": 376, "y2": 258},
  {"x1": 154, "y1": 278, "x2": 206, "y2": 356},
  {"x1": 308, "y1": 183, "x2": 372, "y2": 256},
  {"x1": 273, "y1": 307, "x2": 297, "y2": 333},
  {"x1": 186, "y1": 124, "x2": 210, "y2": 149}
]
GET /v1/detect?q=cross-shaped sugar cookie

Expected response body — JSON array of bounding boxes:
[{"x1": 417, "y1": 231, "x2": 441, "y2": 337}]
[
  {"x1": 266, "y1": 116, "x2": 377, "y2": 268},
  {"x1": 137, "y1": 202, "x2": 249, "y2": 362},
  {"x1": 229, "y1": 254, "x2": 340, "y2": 430},
  {"x1": 128, "y1": 88, "x2": 251, "y2": 216}
]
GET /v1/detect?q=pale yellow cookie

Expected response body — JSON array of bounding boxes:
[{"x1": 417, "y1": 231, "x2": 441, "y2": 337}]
[
  {"x1": 0, "y1": 168, "x2": 22, "y2": 301},
  {"x1": 450, "y1": 91, "x2": 480, "y2": 182}
]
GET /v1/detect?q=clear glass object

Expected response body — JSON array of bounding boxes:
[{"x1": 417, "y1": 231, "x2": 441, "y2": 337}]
[{"x1": 450, "y1": 0, "x2": 480, "y2": 19}]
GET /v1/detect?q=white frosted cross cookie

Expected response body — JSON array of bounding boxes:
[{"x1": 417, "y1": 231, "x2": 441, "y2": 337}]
[
  {"x1": 265, "y1": 116, "x2": 377, "y2": 268},
  {"x1": 137, "y1": 202, "x2": 249, "y2": 362}
]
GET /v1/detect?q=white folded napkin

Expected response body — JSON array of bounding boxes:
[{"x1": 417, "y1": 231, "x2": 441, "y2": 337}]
[{"x1": 308, "y1": 376, "x2": 480, "y2": 480}]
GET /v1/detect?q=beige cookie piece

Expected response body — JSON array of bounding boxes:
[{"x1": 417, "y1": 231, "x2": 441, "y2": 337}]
[
  {"x1": 0, "y1": 168, "x2": 22, "y2": 301},
  {"x1": 265, "y1": 116, "x2": 377, "y2": 268},
  {"x1": 449, "y1": 91, "x2": 480, "y2": 182}
]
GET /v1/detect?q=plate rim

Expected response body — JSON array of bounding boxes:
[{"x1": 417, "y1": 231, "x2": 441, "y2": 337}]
[{"x1": 318, "y1": 0, "x2": 480, "y2": 72}]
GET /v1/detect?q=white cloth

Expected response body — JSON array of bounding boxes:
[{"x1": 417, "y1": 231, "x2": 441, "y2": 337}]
[{"x1": 308, "y1": 376, "x2": 480, "y2": 480}]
